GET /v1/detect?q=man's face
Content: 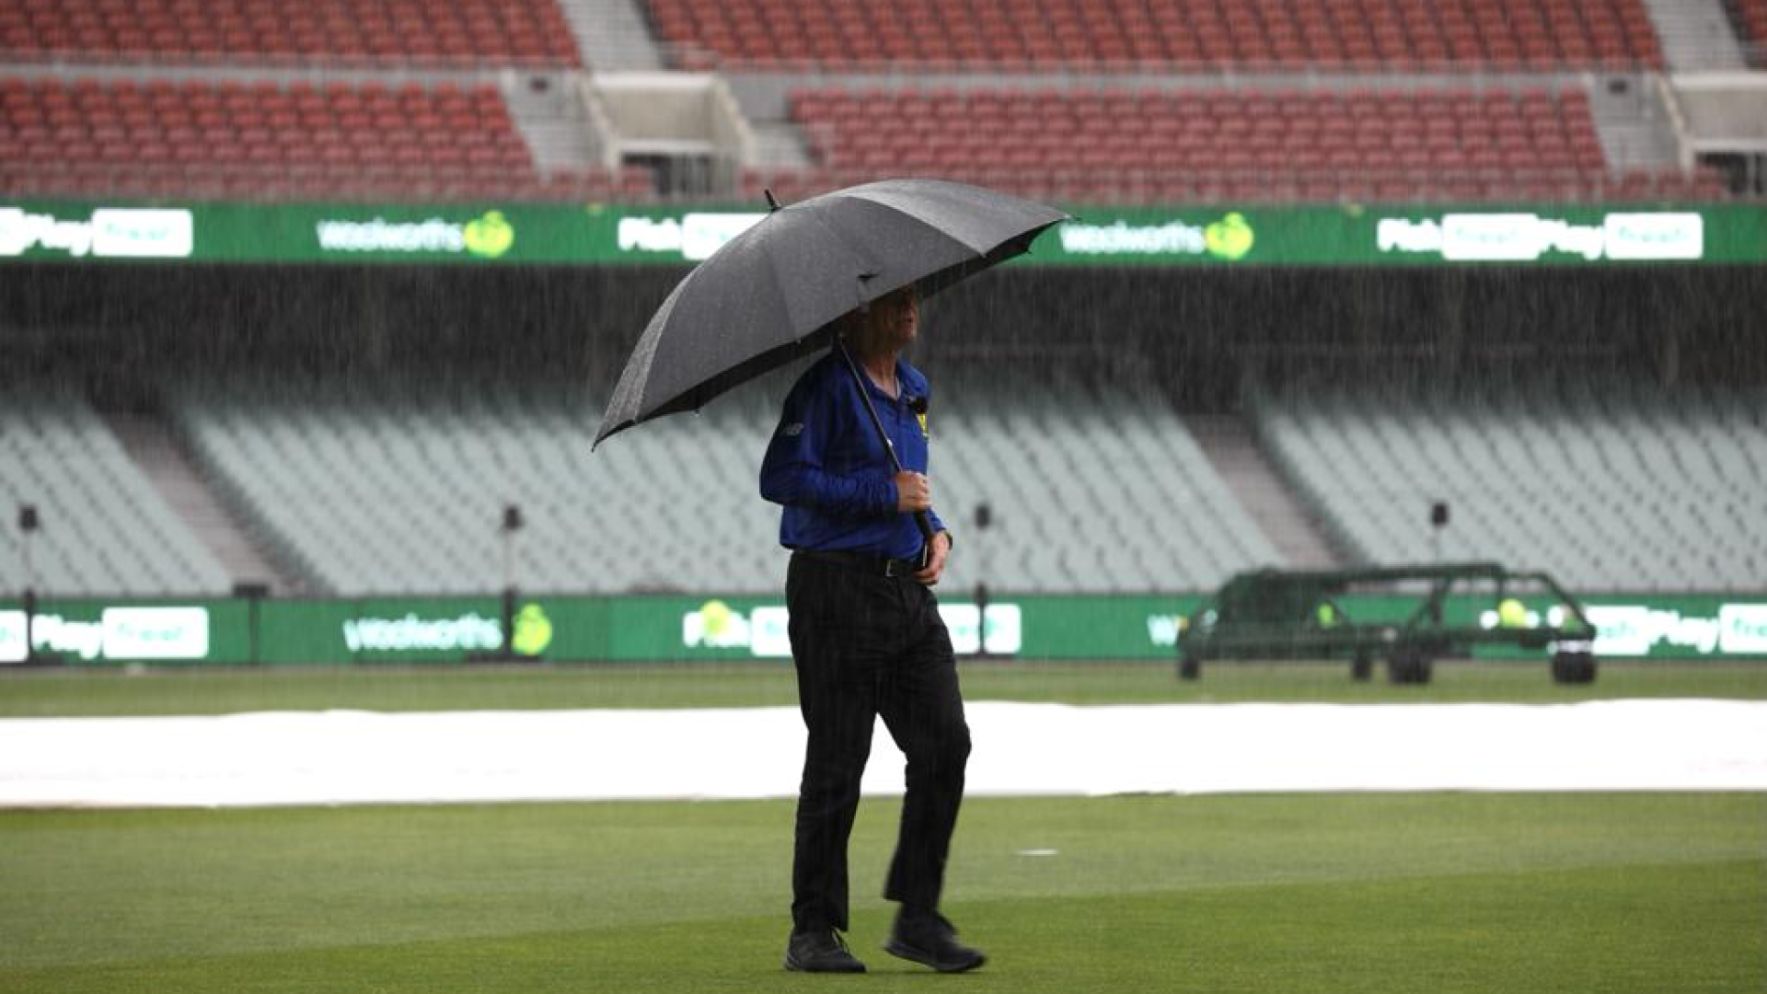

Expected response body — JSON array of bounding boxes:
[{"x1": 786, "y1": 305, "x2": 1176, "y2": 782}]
[{"x1": 867, "y1": 286, "x2": 920, "y2": 348}]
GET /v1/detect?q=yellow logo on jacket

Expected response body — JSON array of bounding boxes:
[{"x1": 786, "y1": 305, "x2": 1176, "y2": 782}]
[{"x1": 916, "y1": 411, "x2": 929, "y2": 438}]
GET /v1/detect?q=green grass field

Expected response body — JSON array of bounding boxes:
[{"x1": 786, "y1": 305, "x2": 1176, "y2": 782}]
[
  {"x1": 3, "y1": 660, "x2": 1765, "y2": 716},
  {"x1": 1, "y1": 793, "x2": 1761, "y2": 993}
]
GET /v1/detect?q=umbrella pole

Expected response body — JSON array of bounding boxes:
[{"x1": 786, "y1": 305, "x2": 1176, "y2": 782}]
[{"x1": 837, "y1": 340, "x2": 936, "y2": 568}]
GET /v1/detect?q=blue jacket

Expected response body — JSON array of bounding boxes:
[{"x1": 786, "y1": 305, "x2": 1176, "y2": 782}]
[{"x1": 759, "y1": 349, "x2": 946, "y2": 559}]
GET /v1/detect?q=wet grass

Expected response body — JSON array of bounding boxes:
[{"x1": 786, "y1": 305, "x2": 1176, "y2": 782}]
[{"x1": 1, "y1": 793, "x2": 1760, "y2": 993}]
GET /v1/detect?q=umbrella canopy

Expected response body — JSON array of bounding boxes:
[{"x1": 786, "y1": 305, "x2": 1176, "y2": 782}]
[{"x1": 594, "y1": 179, "x2": 1068, "y2": 446}]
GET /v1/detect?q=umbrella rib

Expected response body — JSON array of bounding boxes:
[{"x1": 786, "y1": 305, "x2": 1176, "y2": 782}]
[{"x1": 772, "y1": 203, "x2": 878, "y2": 336}]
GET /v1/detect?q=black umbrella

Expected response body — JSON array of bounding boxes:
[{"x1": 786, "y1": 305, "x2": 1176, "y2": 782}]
[
  {"x1": 593, "y1": 178, "x2": 1066, "y2": 562},
  {"x1": 594, "y1": 178, "x2": 1068, "y2": 447}
]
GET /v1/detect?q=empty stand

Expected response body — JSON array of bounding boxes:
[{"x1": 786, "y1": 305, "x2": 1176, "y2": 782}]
[
  {"x1": 0, "y1": 0, "x2": 580, "y2": 68},
  {"x1": 0, "y1": 387, "x2": 231, "y2": 596},
  {"x1": 647, "y1": 0, "x2": 1664, "y2": 71},
  {"x1": 171, "y1": 365, "x2": 1280, "y2": 596},
  {"x1": 173, "y1": 379, "x2": 783, "y2": 595},
  {"x1": 0, "y1": 76, "x2": 651, "y2": 202},
  {"x1": 750, "y1": 85, "x2": 1728, "y2": 204},
  {"x1": 933, "y1": 364, "x2": 1281, "y2": 593},
  {"x1": 1256, "y1": 380, "x2": 1767, "y2": 591}
]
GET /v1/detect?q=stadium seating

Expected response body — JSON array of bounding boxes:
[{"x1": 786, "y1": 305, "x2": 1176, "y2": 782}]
[
  {"x1": 647, "y1": 0, "x2": 1665, "y2": 71},
  {"x1": 0, "y1": 76, "x2": 652, "y2": 202},
  {"x1": 170, "y1": 367, "x2": 1279, "y2": 596},
  {"x1": 1255, "y1": 380, "x2": 1767, "y2": 591},
  {"x1": 172, "y1": 378, "x2": 784, "y2": 595},
  {"x1": 0, "y1": 0, "x2": 580, "y2": 68},
  {"x1": 748, "y1": 85, "x2": 1728, "y2": 204},
  {"x1": 933, "y1": 363, "x2": 1281, "y2": 592},
  {"x1": 0, "y1": 387, "x2": 230, "y2": 596}
]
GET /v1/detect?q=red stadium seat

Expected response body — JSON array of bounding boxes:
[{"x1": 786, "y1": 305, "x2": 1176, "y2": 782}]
[
  {"x1": 779, "y1": 82, "x2": 1670, "y2": 204},
  {"x1": 0, "y1": 75, "x2": 656, "y2": 203},
  {"x1": 1, "y1": 0, "x2": 582, "y2": 67},
  {"x1": 642, "y1": 0, "x2": 1665, "y2": 71}
]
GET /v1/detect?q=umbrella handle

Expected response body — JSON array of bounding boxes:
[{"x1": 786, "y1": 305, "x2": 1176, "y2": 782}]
[
  {"x1": 838, "y1": 341, "x2": 936, "y2": 570},
  {"x1": 911, "y1": 511, "x2": 936, "y2": 569}
]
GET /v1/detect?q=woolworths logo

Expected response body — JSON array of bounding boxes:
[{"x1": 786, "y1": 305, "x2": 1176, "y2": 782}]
[
  {"x1": 341, "y1": 604, "x2": 551, "y2": 656},
  {"x1": 315, "y1": 211, "x2": 515, "y2": 259},
  {"x1": 1057, "y1": 213, "x2": 1254, "y2": 260}
]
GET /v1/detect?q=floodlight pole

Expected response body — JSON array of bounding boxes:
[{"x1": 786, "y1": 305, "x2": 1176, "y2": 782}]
[
  {"x1": 1429, "y1": 501, "x2": 1449, "y2": 564},
  {"x1": 500, "y1": 504, "x2": 523, "y2": 661},
  {"x1": 974, "y1": 501, "x2": 992, "y2": 658},
  {"x1": 19, "y1": 504, "x2": 38, "y2": 665}
]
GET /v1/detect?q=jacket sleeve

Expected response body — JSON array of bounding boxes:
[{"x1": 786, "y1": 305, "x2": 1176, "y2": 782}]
[{"x1": 759, "y1": 374, "x2": 898, "y2": 517}]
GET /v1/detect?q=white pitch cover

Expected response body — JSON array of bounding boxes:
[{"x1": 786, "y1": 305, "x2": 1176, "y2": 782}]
[{"x1": 0, "y1": 699, "x2": 1763, "y2": 808}]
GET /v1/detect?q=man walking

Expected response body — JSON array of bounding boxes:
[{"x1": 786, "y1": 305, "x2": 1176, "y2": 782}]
[{"x1": 759, "y1": 285, "x2": 985, "y2": 974}]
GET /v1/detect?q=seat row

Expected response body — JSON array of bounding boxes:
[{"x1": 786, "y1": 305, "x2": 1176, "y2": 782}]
[
  {"x1": 0, "y1": 389, "x2": 229, "y2": 597},
  {"x1": 1256, "y1": 381, "x2": 1767, "y2": 592},
  {"x1": 653, "y1": 0, "x2": 1664, "y2": 70},
  {"x1": 1, "y1": 0, "x2": 579, "y2": 67},
  {"x1": 748, "y1": 85, "x2": 1729, "y2": 204},
  {"x1": 166, "y1": 370, "x2": 1279, "y2": 596},
  {"x1": 6, "y1": 376, "x2": 1759, "y2": 597},
  {"x1": 0, "y1": 77, "x2": 653, "y2": 202}
]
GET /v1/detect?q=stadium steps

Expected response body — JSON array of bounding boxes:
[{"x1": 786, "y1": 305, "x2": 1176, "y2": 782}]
[
  {"x1": 1639, "y1": 0, "x2": 1752, "y2": 69},
  {"x1": 749, "y1": 120, "x2": 814, "y2": 169},
  {"x1": 1587, "y1": 74, "x2": 1685, "y2": 172},
  {"x1": 1185, "y1": 415, "x2": 1342, "y2": 571},
  {"x1": 503, "y1": 71, "x2": 606, "y2": 173},
  {"x1": 104, "y1": 411, "x2": 305, "y2": 596},
  {"x1": 556, "y1": 0, "x2": 666, "y2": 70}
]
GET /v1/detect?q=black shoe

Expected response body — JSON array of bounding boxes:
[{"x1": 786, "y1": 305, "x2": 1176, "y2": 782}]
[
  {"x1": 884, "y1": 912, "x2": 986, "y2": 973},
  {"x1": 784, "y1": 928, "x2": 867, "y2": 973}
]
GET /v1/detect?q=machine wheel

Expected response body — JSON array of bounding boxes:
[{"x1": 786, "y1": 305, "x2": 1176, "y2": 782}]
[
  {"x1": 1387, "y1": 650, "x2": 1434, "y2": 685},
  {"x1": 1351, "y1": 653, "x2": 1373, "y2": 681},
  {"x1": 1550, "y1": 650, "x2": 1598, "y2": 684}
]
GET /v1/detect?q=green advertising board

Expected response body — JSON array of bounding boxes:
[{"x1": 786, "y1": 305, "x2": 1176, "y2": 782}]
[
  {"x1": 3, "y1": 592, "x2": 1765, "y2": 666},
  {"x1": 4, "y1": 200, "x2": 1763, "y2": 267}
]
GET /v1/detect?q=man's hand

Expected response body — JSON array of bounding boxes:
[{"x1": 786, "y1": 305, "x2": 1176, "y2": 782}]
[
  {"x1": 894, "y1": 471, "x2": 931, "y2": 513},
  {"x1": 914, "y1": 530, "x2": 952, "y2": 586}
]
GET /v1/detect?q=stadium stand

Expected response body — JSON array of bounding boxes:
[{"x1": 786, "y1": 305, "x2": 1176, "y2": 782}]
[
  {"x1": 1255, "y1": 379, "x2": 1767, "y2": 591},
  {"x1": 2, "y1": 0, "x2": 1747, "y2": 204},
  {"x1": 0, "y1": 387, "x2": 230, "y2": 596},
  {"x1": 169, "y1": 367, "x2": 1279, "y2": 596},
  {"x1": 0, "y1": 76, "x2": 651, "y2": 201},
  {"x1": 746, "y1": 85, "x2": 1728, "y2": 205},
  {"x1": 934, "y1": 363, "x2": 1281, "y2": 592},
  {"x1": 2, "y1": 0, "x2": 1759, "y2": 606},
  {"x1": 0, "y1": 0, "x2": 580, "y2": 68},
  {"x1": 171, "y1": 378, "x2": 782, "y2": 595},
  {"x1": 646, "y1": 0, "x2": 1666, "y2": 71}
]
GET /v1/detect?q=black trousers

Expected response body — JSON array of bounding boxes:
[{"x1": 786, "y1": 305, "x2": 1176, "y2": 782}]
[{"x1": 786, "y1": 552, "x2": 972, "y2": 933}]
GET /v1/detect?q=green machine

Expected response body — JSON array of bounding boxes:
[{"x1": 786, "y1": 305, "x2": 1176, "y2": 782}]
[{"x1": 1178, "y1": 562, "x2": 1599, "y2": 684}]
